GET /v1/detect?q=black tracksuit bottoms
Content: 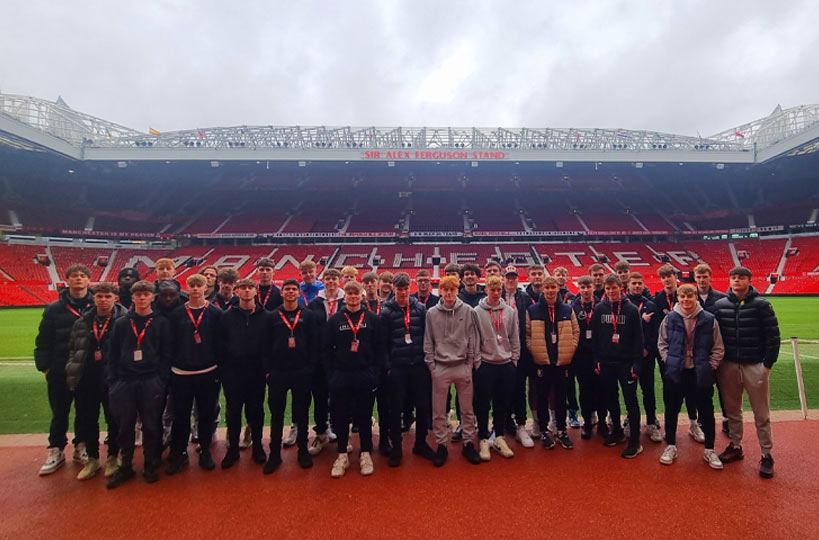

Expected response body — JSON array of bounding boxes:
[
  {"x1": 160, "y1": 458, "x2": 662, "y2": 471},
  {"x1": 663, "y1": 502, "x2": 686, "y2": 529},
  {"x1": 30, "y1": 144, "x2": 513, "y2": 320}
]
[
  {"x1": 170, "y1": 371, "x2": 220, "y2": 456},
  {"x1": 664, "y1": 368, "x2": 716, "y2": 448},
  {"x1": 475, "y1": 362, "x2": 516, "y2": 439},
  {"x1": 375, "y1": 370, "x2": 390, "y2": 443},
  {"x1": 536, "y1": 364, "x2": 568, "y2": 432},
  {"x1": 310, "y1": 363, "x2": 330, "y2": 435},
  {"x1": 46, "y1": 369, "x2": 78, "y2": 450},
  {"x1": 600, "y1": 362, "x2": 641, "y2": 444},
  {"x1": 222, "y1": 365, "x2": 266, "y2": 451},
  {"x1": 75, "y1": 364, "x2": 119, "y2": 459},
  {"x1": 574, "y1": 355, "x2": 606, "y2": 428},
  {"x1": 268, "y1": 371, "x2": 311, "y2": 452},
  {"x1": 109, "y1": 375, "x2": 164, "y2": 470},
  {"x1": 512, "y1": 354, "x2": 535, "y2": 426},
  {"x1": 388, "y1": 363, "x2": 432, "y2": 450},
  {"x1": 638, "y1": 353, "x2": 658, "y2": 426},
  {"x1": 658, "y1": 354, "x2": 697, "y2": 421},
  {"x1": 330, "y1": 369, "x2": 377, "y2": 454},
  {"x1": 565, "y1": 365, "x2": 579, "y2": 411}
]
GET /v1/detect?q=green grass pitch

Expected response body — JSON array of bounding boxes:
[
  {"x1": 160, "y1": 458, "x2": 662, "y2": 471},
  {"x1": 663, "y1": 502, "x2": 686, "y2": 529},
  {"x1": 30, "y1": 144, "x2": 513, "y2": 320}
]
[{"x1": 0, "y1": 297, "x2": 817, "y2": 435}]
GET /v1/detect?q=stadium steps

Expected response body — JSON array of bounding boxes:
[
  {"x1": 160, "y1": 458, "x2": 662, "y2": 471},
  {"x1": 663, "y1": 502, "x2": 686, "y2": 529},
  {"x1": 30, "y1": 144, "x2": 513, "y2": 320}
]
[
  {"x1": 767, "y1": 238, "x2": 793, "y2": 294},
  {"x1": 17, "y1": 283, "x2": 49, "y2": 304},
  {"x1": 728, "y1": 242, "x2": 740, "y2": 268},
  {"x1": 43, "y1": 246, "x2": 60, "y2": 286},
  {"x1": 99, "y1": 249, "x2": 117, "y2": 282}
]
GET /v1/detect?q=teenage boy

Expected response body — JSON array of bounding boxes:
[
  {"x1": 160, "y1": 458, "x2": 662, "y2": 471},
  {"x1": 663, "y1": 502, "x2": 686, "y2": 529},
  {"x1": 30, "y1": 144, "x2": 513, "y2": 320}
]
[
  {"x1": 35, "y1": 264, "x2": 94, "y2": 475},
  {"x1": 153, "y1": 258, "x2": 188, "y2": 300},
  {"x1": 474, "y1": 276, "x2": 520, "y2": 460},
  {"x1": 202, "y1": 266, "x2": 218, "y2": 301},
  {"x1": 117, "y1": 267, "x2": 140, "y2": 309},
  {"x1": 256, "y1": 258, "x2": 283, "y2": 312},
  {"x1": 306, "y1": 268, "x2": 346, "y2": 455},
  {"x1": 66, "y1": 282, "x2": 128, "y2": 480},
  {"x1": 525, "y1": 264, "x2": 546, "y2": 302},
  {"x1": 266, "y1": 279, "x2": 321, "y2": 473},
  {"x1": 626, "y1": 272, "x2": 662, "y2": 443},
  {"x1": 378, "y1": 271, "x2": 395, "y2": 302},
  {"x1": 220, "y1": 279, "x2": 269, "y2": 469},
  {"x1": 325, "y1": 281, "x2": 386, "y2": 478},
  {"x1": 714, "y1": 267, "x2": 780, "y2": 478},
  {"x1": 589, "y1": 264, "x2": 607, "y2": 301},
  {"x1": 694, "y1": 263, "x2": 729, "y2": 433},
  {"x1": 105, "y1": 280, "x2": 172, "y2": 488},
  {"x1": 503, "y1": 266, "x2": 535, "y2": 448},
  {"x1": 592, "y1": 274, "x2": 644, "y2": 458},
  {"x1": 553, "y1": 266, "x2": 575, "y2": 304},
  {"x1": 340, "y1": 266, "x2": 359, "y2": 284},
  {"x1": 458, "y1": 263, "x2": 486, "y2": 307},
  {"x1": 213, "y1": 268, "x2": 240, "y2": 310},
  {"x1": 526, "y1": 276, "x2": 580, "y2": 450},
  {"x1": 152, "y1": 280, "x2": 182, "y2": 448},
  {"x1": 554, "y1": 266, "x2": 579, "y2": 428},
  {"x1": 412, "y1": 269, "x2": 440, "y2": 308},
  {"x1": 372, "y1": 271, "x2": 395, "y2": 453},
  {"x1": 424, "y1": 276, "x2": 482, "y2": 467},
  {"x1": 570, "y1": 276, "x2": 608, "y2": 440},
  {"x1": 166, "y1": 274, "x2": 223, "y2": 474},
  {"x1": 362, "y1": 271, "x2": 382, "y2": 313},
  {"x1": 381, "y1": 272, "x2": 435, "y2": 466},
  {"x1": 615, "y1": 261, "x2": 651, "y2": 298},
  {"x1": 655, "y1": 264, "x2": 703, "y2": 443},
  {"x1": 484, "y1": 260, "x2": 503, "y2": 279},
  {"x1": 443, "y1": 263, "x2": 461, "y2": 278},
  {"x1": 298, "y1": 260, "x2": 324, "y2": 307},
  {"x1": 658, "y1": 284, "x2": 725, "y2": 470}
]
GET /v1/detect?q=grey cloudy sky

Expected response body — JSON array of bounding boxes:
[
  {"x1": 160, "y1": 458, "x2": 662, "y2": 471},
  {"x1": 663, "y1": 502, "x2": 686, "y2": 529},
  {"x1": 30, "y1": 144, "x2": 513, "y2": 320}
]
[{"x1": 1, "y1": 0, "x2": 817, "y2": 137}]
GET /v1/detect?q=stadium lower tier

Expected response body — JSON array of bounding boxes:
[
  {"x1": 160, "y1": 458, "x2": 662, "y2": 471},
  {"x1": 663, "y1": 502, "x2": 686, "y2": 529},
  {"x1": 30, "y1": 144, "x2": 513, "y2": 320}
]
[{"x1": 1, "y1": 236, "x2": 817, "y2": 305}]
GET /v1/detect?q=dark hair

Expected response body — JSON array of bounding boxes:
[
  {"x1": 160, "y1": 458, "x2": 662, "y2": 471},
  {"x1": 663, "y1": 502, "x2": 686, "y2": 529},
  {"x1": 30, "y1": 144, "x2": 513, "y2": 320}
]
[
  {"x1": 282, "y1": 278, "x2": 300, "y2": 289},
  {"x1": 603, "y1": 274, "x2": 623, "y2": 287},
  {"x1": 217, "y1": 267, "x2": 240, "y2": 284},
  {"x1": 588, "y1": 264, "x2": 606, "y2": 274},
  {"x1": 614, "y1": 261, "x2": 631, "y2": 272},
  {"x1": 256, "y1": 257, "x2": 275, "y2": 269},
  {"x1": 93, "y1": 282, "x2": 118, "y2": 295},
  {"x1": 393, "y1": 272, "x2": 411, "y2": 288},
  {"x1": 577, "y1": 275, "x2": 593, "y2": 286},
  {"x1": 460, "y1": 263, "x2": 481, "y2": 279},
  {"x1": 729, "y1": 266, "x2": 752, "y2": 278},
  {"x1": 443, "y1": 263, "x2": 461, "y2": 274},
  {"x1": 235, "y1": 278, "x2": 258, "y2": 289},
  {"x1": 130, "y1": 280, "x2": 155, "y2": 294},
  {"x1": 65, "y1": 264, "x2": 92, "y2": 279}
]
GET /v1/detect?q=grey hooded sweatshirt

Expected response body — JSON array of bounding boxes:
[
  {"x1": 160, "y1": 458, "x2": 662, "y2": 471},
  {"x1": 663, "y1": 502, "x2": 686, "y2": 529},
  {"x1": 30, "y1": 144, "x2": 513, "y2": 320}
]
[
  {"x1": 424, "y1": 298, "x2": 477, "y2": 369},
  {"x1": 473, "y1": 297, "x2": 520, "y2": 366}
]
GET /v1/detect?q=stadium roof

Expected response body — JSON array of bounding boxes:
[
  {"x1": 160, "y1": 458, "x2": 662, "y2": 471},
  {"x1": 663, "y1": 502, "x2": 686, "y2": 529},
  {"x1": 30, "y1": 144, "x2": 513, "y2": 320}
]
[{"x1": 1, "y1": 93, "x2": 818, "y2": 165}]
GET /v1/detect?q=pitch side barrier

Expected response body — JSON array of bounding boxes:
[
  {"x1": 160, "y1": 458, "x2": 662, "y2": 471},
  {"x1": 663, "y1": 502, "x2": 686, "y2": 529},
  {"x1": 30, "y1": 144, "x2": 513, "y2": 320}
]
[{"x1": 787, "y1": 338, "x2": 816, "y2": 419}]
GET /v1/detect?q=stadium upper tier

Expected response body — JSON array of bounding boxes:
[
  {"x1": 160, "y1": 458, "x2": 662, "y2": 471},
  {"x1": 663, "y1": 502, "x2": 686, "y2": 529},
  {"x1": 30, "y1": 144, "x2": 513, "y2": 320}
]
[{"x1": 0, "y1": 236, "x2": 817, "y2": 306}]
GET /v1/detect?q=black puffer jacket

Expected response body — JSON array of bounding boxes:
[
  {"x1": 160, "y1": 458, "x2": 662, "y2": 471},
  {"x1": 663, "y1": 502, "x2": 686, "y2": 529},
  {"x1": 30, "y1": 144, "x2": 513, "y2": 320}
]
[
  {"x1": 713, "y1": 286, "x2": 780, "y2": 368},
  {"x1": 34, "y1": 288, "x2": 94, "y2": 373},
  {"x1": 380, "y1": 296, "x2": 426, "y2": 368},
  {"x1": 65, "y1": 303, "x2": 128, "y2": 391},
  {"x1": 219, "y1": 306, "x2": 271, "y2": 372}
]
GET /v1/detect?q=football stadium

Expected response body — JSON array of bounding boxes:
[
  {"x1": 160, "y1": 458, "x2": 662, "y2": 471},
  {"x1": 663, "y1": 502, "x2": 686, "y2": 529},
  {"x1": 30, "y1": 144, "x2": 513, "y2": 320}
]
[{"x1": 1, "y1": 93, "x2": 818, "y2": 538}]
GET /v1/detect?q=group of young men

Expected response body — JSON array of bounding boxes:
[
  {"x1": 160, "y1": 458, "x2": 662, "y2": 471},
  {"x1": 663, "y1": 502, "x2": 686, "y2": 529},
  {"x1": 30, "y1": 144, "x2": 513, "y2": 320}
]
[{"x1": 34, "y1": 254, "x2": 781, "y2": 488}]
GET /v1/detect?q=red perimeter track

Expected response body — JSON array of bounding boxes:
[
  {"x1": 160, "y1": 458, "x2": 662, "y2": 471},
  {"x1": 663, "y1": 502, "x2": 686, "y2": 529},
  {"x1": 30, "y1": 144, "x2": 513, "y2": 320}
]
[{"x1": 1, "y1": 420, "x2": 817, "y2": 540}]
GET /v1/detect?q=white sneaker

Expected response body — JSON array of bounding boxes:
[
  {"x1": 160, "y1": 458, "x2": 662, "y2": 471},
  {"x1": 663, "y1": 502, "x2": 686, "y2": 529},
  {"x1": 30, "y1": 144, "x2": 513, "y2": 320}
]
[
  {"x1": 283, "y1": 424, "x2": 298, "y2": 447},
  {"x1": 326, "y1": 426, "x2": 338, "y2": 442},
  {"x1": 72, "y1": 442, "x2": 89, "y2": 465},
  {"x1": 704, "y1": 449, "x2": 724, "y2": 470},
  {"x1": 39, "y1": 447, "x2": 65, "y2": 476},
  {"x1": 659, "y1": 444, "x2": 677, "y2": 465},
  {"x1": 493, "y1": 436, "x2": 515, "y2": 458},
  {"x1": 646, "y1": 423, "x2": 663, "y2": 443},
  {"x1": 478, "y1": 439, "x2": 491, "y2": 461},
  {"x1": 77, "y1": 458, "x2": 100, "y2": 480},
  {"x1": 239, "y1": 425, "x2": 252, "y2": 449},
  {"x1": 530, "y1": 422, "x2": 542, "y2": 439},
  {"x1": 689, "y1": 422, "x2": 705, "y2": 443},
  {"x1": 516, "y1": 426, "x2": 534, "y2": 448},
  {"x1": 548, "y1": 411, "x2": 557, "y2": 435},
  {"x1": 135, "y1": 426, "x2": 143, "y2": 447},
  {"x1": 360, "y1": 451, "x2": 374, "y2": 476},
  {"x1": 331, "y1": 454, "x2": 350, "y2": 478},
  {"x1": 308, "y1": 434, "x2": 329, "y2": 456}
]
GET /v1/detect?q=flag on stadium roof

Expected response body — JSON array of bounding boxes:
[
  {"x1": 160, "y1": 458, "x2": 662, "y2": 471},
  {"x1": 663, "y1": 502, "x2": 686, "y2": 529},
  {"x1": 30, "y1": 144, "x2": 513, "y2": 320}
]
[
  {"x1": 616, "y1": 129, "x2": 628, "y2": 137},
  {"x1": 149, "y1": 127, "x2": 161, "y2": 136},
  {"x1": 734, "y1": 130, "x2": 745, "y2": 138}
]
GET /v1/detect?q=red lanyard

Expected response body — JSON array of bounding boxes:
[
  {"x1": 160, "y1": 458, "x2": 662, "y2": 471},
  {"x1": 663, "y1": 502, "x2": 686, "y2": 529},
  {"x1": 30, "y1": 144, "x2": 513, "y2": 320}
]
[
  {"x1": 66, "y1": 304, "x2": 83, "y2": 318},
  {"x1": 418, "y1": 294, "x2": 430, "y2": 307},
  {"x1": 489, "y1": 308, "x2": 504, "y2": 331},
  {"x1": 344, "y1": 311, "x2": 365, "y2": 340},
  {"x1": 584, "y1": 303, "x2": 594, "y2": 324},
  {"x1": 279, "y1": 309, "x2": 301, "y2": 335},
  {"x1": 684, "y1": 316, "x2": 698, "y2": 352},
  {"x1": 610, "y1": 301, "x2": 621, "y2": 333},
  {"x1": 131, "y1": 317, "x2": 153, "y2": 348},
  {"x1": 185, "y1": 302, "x2": 208, "y2": 334},
  {"x1": 367, "y1": 299, "x2": 381, "y2": 314},
  {"x1": 327, "y1": 297, "x2": 338, "y2": 316},
  {"x1": 547, "y1": 305, "x2": 556, "y2": 327},
  {"x1": 93, "y1": 315, "x2": 112, "y2": 345},
  {"x1": 258, "y1": 285, "x2": 274, "y2": 307},
  {"x1": 638, "y1": 301, "x2": 644, "y2": 313},
  {"x1": 301, "y1": 291, "x2": 309, "y2": 306},
  {"x1": 403, "y1": 304, "x2": 411, "y2": 331},
  {"x1": 666, "y1": 293, "x2": 675, "y2": 309}
]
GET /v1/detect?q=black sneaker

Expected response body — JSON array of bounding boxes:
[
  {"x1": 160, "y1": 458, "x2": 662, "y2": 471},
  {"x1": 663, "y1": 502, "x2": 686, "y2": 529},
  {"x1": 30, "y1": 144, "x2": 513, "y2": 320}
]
[
  {"x1": 263, "y1": 453, "x2": 283, "y2": 475},
  {"x1": 621, "y1": 443, "x2": 643, "y2": 459},
  {"x1": 388, "y1": 448, "x2": 403, "y2": 467},
  {"x1": 604, "y1": 430, "x2": 626, "y2": 447},
  {"x1": 106, "y1": 466, "x2": 135, "y2": 489},
  {"x1": 412, "y1": 443, "x2": 436, "y2": 461},
  {"x1": 221, "y1": 449, "x2": 240, "y2": 469},
  {"x1": 557, "y1": 431, "x2": 574, "y2": 449},
  {"x1": 143, "y1": 466, "x2": 159, "y2": 484},
  {"x1": 451, "y1": 424, "x2": 463, "y2": 442},
  {"x1": 718, "y1": 443, "x2": 744, "y2": 463},
  {"x1": 378, "y1": 439, "x2": 393, "y2": 457},
  {"x1": 541, "y1": 432, "x2": 555, "y2": 449},
  {"x1": 597, "y1": 422, "x2": 610, "y2": 438},
  {"x1": 759, "y1": 454, "x2": 774, "y2": 478},
  {"x1": 252, "y1": 445, "x2": 267, "y2": 464},
  {"x1": 199, "y1": 451, "x2": 215, "y2": 471},
  {"x1": 297, "y1": 450, "x2": 313, "y2": 469},
  {"x1": 401, "y1": 415, "x2": 414, "y2": 432},
  {"x1": 352, "y1": 423, "x2": 360, "y2": 433},
  {"x1": 581, "y1": 425, "x2": 593, "y2": 440},
  {"x1": 165, "y1": 453, "x2": 188, "y2": 475},
  {"x1": 433, "y1": 444, "x2": 448, "y2": 467},
  {"x1": 462, "y1": 442, "x2": 481, "y2": 465}
]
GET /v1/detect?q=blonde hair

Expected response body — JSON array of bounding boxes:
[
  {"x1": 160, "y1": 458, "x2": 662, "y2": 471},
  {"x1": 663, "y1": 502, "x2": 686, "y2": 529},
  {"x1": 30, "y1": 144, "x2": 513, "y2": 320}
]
[{"x1": 186, "y1": 274, "x2": 207, "y2": 287}]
